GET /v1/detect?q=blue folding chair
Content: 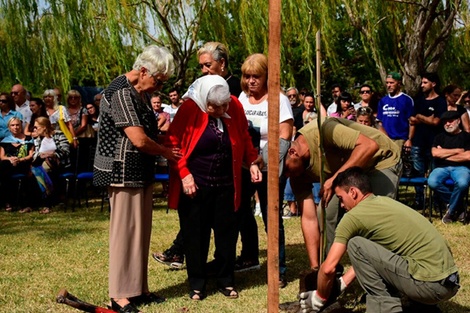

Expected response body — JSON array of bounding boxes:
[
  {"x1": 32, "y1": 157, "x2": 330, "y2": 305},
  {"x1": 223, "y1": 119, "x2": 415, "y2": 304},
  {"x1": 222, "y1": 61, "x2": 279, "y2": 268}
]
[{"x1": 398, "y1": 176, "x2": 430, "y2": 221}]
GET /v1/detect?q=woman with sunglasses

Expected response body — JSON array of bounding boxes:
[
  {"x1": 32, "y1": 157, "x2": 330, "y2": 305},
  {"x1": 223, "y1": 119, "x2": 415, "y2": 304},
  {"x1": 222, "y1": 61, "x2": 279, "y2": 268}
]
[
  {"x1": 66, "y1": 90, "x2": 88, "y2": 137},
  {"x1": 31, "y1": 117, "x2": 70, "y2": 214},
  {"x1": 356, "y1": 106, "x2": 378, "y2": 128},
  {"x1": 0, "y1": 92, "x2": 23, "y2": 142}
]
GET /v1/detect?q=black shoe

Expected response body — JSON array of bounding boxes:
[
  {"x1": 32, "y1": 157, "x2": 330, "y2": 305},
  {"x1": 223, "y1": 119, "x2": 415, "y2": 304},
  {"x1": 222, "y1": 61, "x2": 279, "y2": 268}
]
[
  {"x1": 279, "y1": 274, "x2": 288, "y2": 288},
  {"x1": 110, "y1": 299, "x2": 140, "y2": 313},
  {"x1": 234, "y1": 256, "x2": 260, "y2": 272},
  {"x1": 152, "y1": 249, "x2": 184, "y2": 269},
  {"x1": 130, "y1": 292, "x2": 165, "y2": 306}
]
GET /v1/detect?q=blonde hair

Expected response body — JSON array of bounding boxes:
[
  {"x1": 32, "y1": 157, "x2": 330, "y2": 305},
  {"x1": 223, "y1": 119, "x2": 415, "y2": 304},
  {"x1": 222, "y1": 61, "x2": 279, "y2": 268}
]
[
  {"x1": 66, "y1": 90, "x2": 82, "y2": 106},
  {"x1": 35, "y1": 116, "x2": 55, "y2": 136},
  {"x1": 240, "y1": 53, "x2": 268, "y2": 94},
  {"x1": 7, "y1": 117, "x2": 23, "y2": 132}
]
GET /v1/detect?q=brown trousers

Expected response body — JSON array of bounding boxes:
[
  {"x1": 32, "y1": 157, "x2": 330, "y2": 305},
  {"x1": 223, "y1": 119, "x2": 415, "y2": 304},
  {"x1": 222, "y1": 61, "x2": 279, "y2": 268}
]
[{"x1": 108, "y1": 185, "x2": 153, "y2": 298}]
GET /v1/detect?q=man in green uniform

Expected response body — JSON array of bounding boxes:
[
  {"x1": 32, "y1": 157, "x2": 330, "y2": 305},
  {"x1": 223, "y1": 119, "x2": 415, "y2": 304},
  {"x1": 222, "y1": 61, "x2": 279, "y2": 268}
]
[
  {"x1": 299, "y1": 167, "x2": 459, "y2": 313},
  {"x1": 284, "y1": 117, "x2": 401, "y2": 269}
]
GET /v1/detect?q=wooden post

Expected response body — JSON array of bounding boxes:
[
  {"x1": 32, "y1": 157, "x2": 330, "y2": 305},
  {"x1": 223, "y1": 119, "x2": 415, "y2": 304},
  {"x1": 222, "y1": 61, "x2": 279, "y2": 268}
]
[
  {"x1": 315, "y1": 31, "x2": 327, "y2": 263},
  {"x1": 267, "y1": 0, "x2": 281, "y2": 312}
]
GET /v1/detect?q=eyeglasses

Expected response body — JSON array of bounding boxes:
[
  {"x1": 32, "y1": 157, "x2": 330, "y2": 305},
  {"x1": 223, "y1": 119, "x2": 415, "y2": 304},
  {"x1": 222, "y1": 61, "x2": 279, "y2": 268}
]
[
  {"x1": 148, "y1": 72, "x2": 165, "y2": 87},
  {"x1": 360, "y1": 90, "x2": 371, "y2": 94},
  {"x1": 357, "y1": 106, "x2": 373, "y2": 114}
]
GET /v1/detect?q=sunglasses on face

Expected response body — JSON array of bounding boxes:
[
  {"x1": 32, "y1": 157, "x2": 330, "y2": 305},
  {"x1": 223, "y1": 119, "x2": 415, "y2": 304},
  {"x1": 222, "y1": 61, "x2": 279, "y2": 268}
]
[
  {"x1": 69, "y1": 96, "x2": 80, "y2": 99},
  {"x1": 358, "y1": 106, "x2": 373, "y2": 114},
  {"x1": 11, "y1": 91, "x2": 19, "y2": 95},
  {"x1": 0, "y1": 99, "x2": 8, "y2": 103},
  {"x1": 360, "y1": 90, "x2": 371, "y2": 94},
  {"x1": 287, "y1": 94, "x2": 297, "y2": 98}
]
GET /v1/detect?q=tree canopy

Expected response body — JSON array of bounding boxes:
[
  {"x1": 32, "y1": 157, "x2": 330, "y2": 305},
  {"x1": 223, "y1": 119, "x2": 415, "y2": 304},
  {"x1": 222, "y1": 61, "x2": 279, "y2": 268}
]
[{"x1": 1, "y1": 0, "x2": 469, "y2": 99}]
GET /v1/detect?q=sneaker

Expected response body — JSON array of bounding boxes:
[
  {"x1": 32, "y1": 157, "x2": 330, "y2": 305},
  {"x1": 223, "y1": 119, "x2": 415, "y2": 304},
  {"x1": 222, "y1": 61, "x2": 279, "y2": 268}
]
[
  {"x1": 152, "y1": 250, "x2": 184, "y2": 269},
  {"x1": 282, "y1": 211, "x2": 293, "y2": 219},
  {"x1": 234, "y1": 256, "x2": 260, "y2": 272},
  {"x1": 442, "y1": 210, "x2": 456, "y2": 224},
  {"x1": 254, "y1": 204, "x2": 262, "y2": 217}
]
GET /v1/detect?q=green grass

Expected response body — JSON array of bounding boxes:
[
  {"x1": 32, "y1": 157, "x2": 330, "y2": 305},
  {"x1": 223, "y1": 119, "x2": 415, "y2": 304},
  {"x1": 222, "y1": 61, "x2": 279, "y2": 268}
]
[{"x1": 0, "y1": 188, "x2": 469, "y2": 313}]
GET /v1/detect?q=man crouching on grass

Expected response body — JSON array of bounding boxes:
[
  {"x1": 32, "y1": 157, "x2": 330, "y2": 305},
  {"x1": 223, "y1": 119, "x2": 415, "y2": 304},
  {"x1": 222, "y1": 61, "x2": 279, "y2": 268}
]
[{"x1": 300, "y1": 167, "x2": 459, "y2": 313}]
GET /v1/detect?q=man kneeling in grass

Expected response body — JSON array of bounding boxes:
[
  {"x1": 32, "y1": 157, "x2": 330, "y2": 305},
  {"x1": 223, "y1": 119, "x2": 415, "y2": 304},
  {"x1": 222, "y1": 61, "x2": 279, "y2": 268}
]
[{"x1": 300, "y1": 167, "x2": 459, "y2": 313}]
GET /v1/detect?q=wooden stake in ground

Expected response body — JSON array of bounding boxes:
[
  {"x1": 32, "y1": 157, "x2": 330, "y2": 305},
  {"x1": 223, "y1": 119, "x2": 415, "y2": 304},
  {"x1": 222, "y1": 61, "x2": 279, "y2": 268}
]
[{"x1": 267, "y1": 0, "x2": 281, "y2": 312}]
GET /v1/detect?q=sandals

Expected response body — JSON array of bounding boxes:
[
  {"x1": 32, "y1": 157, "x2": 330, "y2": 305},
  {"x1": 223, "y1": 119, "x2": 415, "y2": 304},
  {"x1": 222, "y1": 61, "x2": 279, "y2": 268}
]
[
  {"x1": 218, "y1": 287, "x2": 239, "y2": 299},
  {"x1": 19, "y1": 207, "x2": 32, "y2": 213},
  {"x1": 189, "y1": 290, "x2": 206, "y2": 301},
  {"x1": 39, "y1": 207, "x2": 51, "y2": 214},
  {"x1": 130, "y1": 292, "x2": 165, "y2": 305},
  {"x1": 110, "y1": 299, "x2": 141, "y2": 313}
]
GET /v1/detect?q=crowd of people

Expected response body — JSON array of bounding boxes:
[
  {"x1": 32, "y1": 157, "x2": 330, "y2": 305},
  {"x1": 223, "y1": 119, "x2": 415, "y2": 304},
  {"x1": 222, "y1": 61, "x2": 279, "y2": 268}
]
[{"x1": 1, "y1": 42, "x2": 464, "y2": 313}]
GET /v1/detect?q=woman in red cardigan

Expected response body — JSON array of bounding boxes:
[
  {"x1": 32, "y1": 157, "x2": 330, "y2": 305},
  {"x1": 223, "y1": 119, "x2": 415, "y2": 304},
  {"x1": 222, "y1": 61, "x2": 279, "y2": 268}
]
[{"x1": 166, "y1": 75, "x2": 262, "y2": 300}]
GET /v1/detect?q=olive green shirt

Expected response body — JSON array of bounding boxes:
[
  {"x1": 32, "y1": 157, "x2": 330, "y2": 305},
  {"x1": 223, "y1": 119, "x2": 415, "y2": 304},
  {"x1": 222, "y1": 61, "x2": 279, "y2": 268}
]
[
  {"x1": 291, "y1": 118, "x2": 400, "y2": 199},
  {"x1": 335, "y1": 195, "x2": 457, "y2": 282}
]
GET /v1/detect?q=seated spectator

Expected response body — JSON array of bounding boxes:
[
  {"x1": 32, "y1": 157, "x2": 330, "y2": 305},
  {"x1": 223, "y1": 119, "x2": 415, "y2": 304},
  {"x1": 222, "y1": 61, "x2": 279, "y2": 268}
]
[
  {"x1": 0, "y1": 117, "x2": 35, "y2": 212},
  {"x1": 428, "y1": 111, "x2": 470, "y2": 224},
  {"x1": 32, "y1": 117, "x2": 70, "y2": 214},
  {"x1": 356, "y1": 106, "x2": 377, "y2": 128},
  {"x1": 443, "y1": 84, "x2": 470, "y2": 132},
  {"x1": 25, "y1": 98, "x2": 48, "y2": 136},
  {"x1": 330, "y1": 92, "x2": 356, "y2": 120},
  {"x1": 43, "y1": 89, "x2": 77, "y2": 148},
  {"x1": 85, "y1": 102, "x2": 100, "y2": 135},
  {"x1": 0, "y1": 92, "x2": 23, "y2": 141}
]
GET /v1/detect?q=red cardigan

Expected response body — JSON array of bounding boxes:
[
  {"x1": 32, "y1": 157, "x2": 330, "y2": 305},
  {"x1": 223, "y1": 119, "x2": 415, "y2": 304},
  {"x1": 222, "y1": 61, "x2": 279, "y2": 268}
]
[{"x1": 166, "y1": 96, "x2": 259, "y2": 211}]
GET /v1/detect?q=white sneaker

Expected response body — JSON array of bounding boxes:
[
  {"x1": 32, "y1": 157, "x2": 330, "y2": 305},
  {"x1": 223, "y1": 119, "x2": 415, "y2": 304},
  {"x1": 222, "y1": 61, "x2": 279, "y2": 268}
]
[{"x1": 254, "y1": 204, "x2": 262, "y2": 217}]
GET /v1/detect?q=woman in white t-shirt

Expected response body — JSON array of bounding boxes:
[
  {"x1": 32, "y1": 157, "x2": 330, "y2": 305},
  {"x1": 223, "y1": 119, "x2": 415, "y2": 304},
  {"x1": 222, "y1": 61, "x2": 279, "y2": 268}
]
[{"x1": 236, "y1": 53, "x2": 293, "y2": 287}]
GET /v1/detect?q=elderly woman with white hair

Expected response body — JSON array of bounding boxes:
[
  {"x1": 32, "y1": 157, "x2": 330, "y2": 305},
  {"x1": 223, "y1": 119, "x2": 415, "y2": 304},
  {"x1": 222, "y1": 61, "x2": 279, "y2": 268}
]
[
  {"x1": 93, "y1": 45, "x2": 178, "y2": 313},
  {"x1": 166, "y1": 75, "x2": 262, "y2": 301},
  {"x1": 43, "y1": 89, "x2": 78, "y2": 148}
]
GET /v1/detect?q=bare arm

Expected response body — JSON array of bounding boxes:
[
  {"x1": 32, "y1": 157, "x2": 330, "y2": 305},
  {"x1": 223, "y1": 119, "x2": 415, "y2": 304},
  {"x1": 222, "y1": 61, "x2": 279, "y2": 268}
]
[
  {"x1": 279, "y1": 119, "x2": 293, "y2": 140},
  {"x1": 66, "y1": 121, "x2": 78, "y2": 148},
  {"x1": 415, "y1": 114, "x2": 440, "y2": 126},
  {"x1": 317, "y1": 242, "x2": 347, "y2": 299},
  {"x1": 432, "y1": 146, "x2": 465, "y2": 159},
  {"x1": 74, "y1": 111, "x2": 88, "y2": 136},
  {"x1": 299, "y1": 194, "x2": 320, "y2": 269},
  {"x1": 123, "y1": 126, "x2": 177, "y2": 163},
  {"x1": 461, "y1": 112, "x2": 470, "y2": 133},
  {"x1": 446, "y1": 150, "x2": 470, "y2": 162},
  {"x1": 322, "y1": 134, "x2": 379, "y2": 206}
]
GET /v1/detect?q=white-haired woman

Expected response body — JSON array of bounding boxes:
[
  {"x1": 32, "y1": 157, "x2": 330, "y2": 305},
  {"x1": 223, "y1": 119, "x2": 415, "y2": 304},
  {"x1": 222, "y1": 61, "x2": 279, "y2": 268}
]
[
  {"x1": 93, "y1": 45, "x2": 178, "y2": 313},
  {"x1": 166, "y1": 75, "x2": 262, "y2": 300},
  {"x1": 43, "y1": 89, "x2": 78, "y2": 148},
  {"x1": 197, "y1": 41, "x2": 242, "y2": 97}
]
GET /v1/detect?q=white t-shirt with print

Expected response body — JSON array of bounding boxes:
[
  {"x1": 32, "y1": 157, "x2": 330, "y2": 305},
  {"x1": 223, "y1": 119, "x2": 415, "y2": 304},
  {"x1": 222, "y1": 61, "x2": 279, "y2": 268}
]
[{"x1": 239, "y1": 92, "x2": 293, "y2": 153}]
